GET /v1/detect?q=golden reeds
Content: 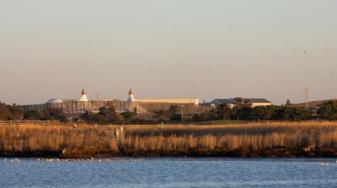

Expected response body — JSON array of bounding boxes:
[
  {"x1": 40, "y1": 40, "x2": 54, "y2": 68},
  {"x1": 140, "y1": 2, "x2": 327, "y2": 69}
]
[
  {"x1": 0, "y1": 124, "x2": 118, "y2": 154},
  {"x1": 1, "y1": 121, "x2": 337, "y2": 157}
]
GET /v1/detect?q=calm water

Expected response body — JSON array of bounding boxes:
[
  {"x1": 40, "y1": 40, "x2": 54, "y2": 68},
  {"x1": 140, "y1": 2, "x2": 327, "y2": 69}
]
[{"x1": 1, "y1": 158, "x2": 337, "y2": 188}]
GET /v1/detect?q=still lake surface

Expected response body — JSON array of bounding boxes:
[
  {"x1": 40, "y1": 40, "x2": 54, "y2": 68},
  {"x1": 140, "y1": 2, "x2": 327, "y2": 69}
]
[{"x1": 0, "y1": 158, "x2": 337, "y2": 188}]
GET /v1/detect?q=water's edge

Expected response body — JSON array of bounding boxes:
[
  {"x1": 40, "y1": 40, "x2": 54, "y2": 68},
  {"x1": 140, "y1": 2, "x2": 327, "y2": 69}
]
[{"x1": 1, "y1": 148, "x2": 337, "y2": 159}]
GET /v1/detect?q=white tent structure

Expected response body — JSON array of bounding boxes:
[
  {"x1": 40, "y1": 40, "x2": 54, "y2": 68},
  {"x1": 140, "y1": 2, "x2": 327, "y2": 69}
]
[
  {"x1": 127, "y1": 88, "x2": 136, "y2": 102},
  {"x1": 79, "y1": 89, "x2": 89, "y2": 102}
]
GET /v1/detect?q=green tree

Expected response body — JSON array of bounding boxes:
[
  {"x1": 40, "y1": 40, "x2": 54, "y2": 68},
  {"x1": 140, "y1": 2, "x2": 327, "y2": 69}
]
[
  {"x1": 214, "y1": 104, "x2": 232, "y2": 120},
  {"x1": 24, "y1": 110, "x2": 43, "y2": 120},
  {"x1": 98, "y1": 104, "x2": 123, "y2": 124},
  {"x1": 82, "y1": 111, "x2": 107, "y2": 124},
  {"x1": 167, "y1": 105, "x2": 182, "y2": 121},
  {"x1": 234, "y1": 107, "x2": 253, "y2": 120},
  {"x1": 250, "y1": 106, "x2": 277, "y2": 120},
  {"x1": 81, "y1": 104, "x2": 123, "y2": 125},
  {"x1": 153, "y1": 110, "x2": 170, "y2": 122},
  {"x1": 317, "y1": 101, "x2": 337, "y2": 120},
  {"x1": 272, "y1": 107, "x2": 312, "y2": 121},
  {"x1": 42, "y1": 108, "x2": 68, "y2": 122},
  {"x1": 285, "y1": 99, "x2": 292, "y2": 106},
  {"x1": 121, "y1": 111, "x2": 136, "y2": 122}
]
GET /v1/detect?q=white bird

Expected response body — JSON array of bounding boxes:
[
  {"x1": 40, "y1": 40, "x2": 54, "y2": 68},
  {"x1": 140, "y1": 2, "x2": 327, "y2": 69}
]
[{"x1": 319, "y1": 162, "x2": 329, "y2": 166}]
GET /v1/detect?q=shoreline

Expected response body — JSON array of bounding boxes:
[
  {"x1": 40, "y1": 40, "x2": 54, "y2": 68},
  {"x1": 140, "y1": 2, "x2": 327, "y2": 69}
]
[{"x1": 1, "y1": 148, "x2": 337, "y2": 159}]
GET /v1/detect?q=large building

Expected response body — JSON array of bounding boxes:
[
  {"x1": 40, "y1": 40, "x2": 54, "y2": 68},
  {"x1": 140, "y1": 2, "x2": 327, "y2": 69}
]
[
  {"x1": 126, "y1": 88, "x2": 201, "y2": 114},
  {"x1": 18, "y1": 89, "x2": 204, "y2": 116},
  {"x1": 210, "y1": 98, "x2": 272, "y2": 108},
  {"x1": 18, "y1": 90, "x2": 273, "y2": 118}
]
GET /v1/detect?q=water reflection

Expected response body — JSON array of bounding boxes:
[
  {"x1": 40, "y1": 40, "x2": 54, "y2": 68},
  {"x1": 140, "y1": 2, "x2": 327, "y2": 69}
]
[{"x1": 1, "y1": 158, "x2": 337, "y2": 188}]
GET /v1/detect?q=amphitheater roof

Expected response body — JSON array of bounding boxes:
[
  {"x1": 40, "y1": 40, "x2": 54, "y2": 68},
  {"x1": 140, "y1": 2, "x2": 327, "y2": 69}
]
[{"x1": 46, "y1": 98, "x2": 64, "y2": 104}]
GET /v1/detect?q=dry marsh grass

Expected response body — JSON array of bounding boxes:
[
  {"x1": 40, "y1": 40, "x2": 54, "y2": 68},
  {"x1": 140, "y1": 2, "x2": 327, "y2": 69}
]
[
  {"x1": 0, "y1": 124, "x2": 118, "y2": 155},
  {"x1": 1, "y1": 121, "x2": 337, "y2": 157}
]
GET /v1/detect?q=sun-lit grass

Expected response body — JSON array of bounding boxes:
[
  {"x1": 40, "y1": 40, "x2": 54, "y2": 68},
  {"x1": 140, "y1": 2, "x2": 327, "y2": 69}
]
[
  {"x1": 1, "y1": 121, "x2": 337, "y2": 157},
  {"x1": 0, "y1": 124, "x2": 118, "y2": 154}
]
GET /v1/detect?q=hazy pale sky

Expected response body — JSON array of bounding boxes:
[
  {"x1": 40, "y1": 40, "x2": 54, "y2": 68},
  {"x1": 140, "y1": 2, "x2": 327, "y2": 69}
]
[{"x1": 1, "y1": 0, "x2": 337, "y2": 105}]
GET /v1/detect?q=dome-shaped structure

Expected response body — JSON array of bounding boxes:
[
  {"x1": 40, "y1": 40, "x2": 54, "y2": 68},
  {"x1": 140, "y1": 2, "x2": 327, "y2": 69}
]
[{"x1": 46, "y1": 98, "x2": 64, "y2": 104}]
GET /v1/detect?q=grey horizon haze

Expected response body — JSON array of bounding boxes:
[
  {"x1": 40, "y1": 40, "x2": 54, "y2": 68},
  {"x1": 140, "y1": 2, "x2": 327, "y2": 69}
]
[{"x1": 1, "y1": 0, "x2": 337, "y2": 105}]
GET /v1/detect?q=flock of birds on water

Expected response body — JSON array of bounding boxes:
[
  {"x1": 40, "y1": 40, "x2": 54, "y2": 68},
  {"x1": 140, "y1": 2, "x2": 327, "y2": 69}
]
[{"x1": 2, "y1": 158, "x2": 145, "y2": 163}]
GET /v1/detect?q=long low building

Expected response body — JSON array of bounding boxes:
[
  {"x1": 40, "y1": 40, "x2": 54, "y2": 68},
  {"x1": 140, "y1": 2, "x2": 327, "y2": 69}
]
[
  {"x1": 136, "y1": 99, "x2": 199, "y2": 105},
  {"x1": 210, "y1": 97, "x2": 272, "y2": 108},
  {"x1": 18, "y1": 89, "x2": 206, "y2": 116}
]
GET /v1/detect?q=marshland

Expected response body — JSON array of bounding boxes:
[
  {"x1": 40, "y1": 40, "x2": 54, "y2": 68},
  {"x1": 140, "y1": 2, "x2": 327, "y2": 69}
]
[{"x1": 1, "y1": 121, "x2": 337, "y2": 158}]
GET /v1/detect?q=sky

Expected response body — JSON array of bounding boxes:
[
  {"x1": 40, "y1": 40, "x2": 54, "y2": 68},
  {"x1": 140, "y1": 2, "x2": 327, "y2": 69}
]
[{"x1": 1, "y1": 0, "x2": 337, "y2": 105}]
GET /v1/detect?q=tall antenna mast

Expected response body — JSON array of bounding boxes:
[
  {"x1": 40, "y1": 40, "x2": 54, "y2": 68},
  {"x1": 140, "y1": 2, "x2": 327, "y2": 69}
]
[{"x1": 95, "y1": 92, "x2": 101, "y2": 101}]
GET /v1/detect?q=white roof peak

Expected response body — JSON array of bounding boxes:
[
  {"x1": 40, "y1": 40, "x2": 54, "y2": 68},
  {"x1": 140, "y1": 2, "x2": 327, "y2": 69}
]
[{"x1": 79, "y1": 89, "x2": 89, "y2": 102}]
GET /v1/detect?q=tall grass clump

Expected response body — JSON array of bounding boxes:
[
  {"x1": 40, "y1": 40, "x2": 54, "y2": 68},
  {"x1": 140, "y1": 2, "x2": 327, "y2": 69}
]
[{"x1": 0, "y1": 124, "x2": 118, "y2": 157}]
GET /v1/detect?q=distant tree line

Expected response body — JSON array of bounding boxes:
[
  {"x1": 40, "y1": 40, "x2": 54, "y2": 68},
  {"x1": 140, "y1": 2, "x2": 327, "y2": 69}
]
[
  {"x1": 317, "y1": 101, "x2": 337, "y2": 120},
  {"x1": 81, "y1": 104, "x2": 181, "y2": 124},
  {"x1": 192, "y1": 101, "x2": 337, "y2": 121},
  {"x1": 81, "y1": 103, "x2": 125, "y2": 124},
  {"x1": 0, "y1": 102, "x2": 67, "y2": 122},
  {"x1": 0, "y1": 103, "x2": 23, "y2": 120},
  {"x1": 1, "y1": 101, "x2": 337, "y2": 123},
  {"x1": 24, "y1": 108, "x2": 68, "y2": 122},
  {"x1": 192, "y1": 105, "x2": 312, "y2": 121}
]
